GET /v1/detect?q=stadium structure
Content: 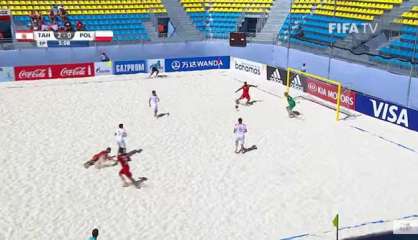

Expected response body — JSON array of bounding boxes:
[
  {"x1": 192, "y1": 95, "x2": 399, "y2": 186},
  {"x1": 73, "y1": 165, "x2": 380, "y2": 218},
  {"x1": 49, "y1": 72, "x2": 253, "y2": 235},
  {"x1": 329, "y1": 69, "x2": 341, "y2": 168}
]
[{"x1": 0, "y1": 0, "x2": 418, "y2": 240}]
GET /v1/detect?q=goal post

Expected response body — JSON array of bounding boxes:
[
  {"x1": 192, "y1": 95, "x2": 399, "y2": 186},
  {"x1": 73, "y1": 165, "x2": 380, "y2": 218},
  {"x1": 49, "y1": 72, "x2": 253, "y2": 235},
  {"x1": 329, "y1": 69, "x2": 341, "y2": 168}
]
[{"x1": 286, "y1": 67, "x2": 343, "y2": 121}]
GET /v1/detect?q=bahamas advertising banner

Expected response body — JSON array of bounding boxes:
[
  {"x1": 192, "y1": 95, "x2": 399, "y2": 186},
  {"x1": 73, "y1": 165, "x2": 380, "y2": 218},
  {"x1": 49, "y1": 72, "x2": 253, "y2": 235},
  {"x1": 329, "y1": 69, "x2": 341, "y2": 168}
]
[
  {"x1": 231, "y1": 57, "x2": 266, "y2": 81},
  {"x1": 95, "y1": 61, "x2": 113, "y2": 76}
]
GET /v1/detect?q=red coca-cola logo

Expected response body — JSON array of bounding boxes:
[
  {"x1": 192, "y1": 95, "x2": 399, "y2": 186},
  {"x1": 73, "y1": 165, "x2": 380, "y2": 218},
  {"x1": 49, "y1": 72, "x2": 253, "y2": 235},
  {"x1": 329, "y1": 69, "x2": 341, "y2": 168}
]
[
  {"x1": 18, "y1": 69, "x2": 47, "y2": 79},
  {"x1": 60, "y1": 66, "x2": 86, "y2": 77}
]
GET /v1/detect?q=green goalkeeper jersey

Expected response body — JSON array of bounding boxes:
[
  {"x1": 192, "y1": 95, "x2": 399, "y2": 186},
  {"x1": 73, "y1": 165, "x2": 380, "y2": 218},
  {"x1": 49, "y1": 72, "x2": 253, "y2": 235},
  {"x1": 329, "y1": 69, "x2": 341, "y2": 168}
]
[{"x1": 287, "y1": 95, "x2": 296, "y2": 110}]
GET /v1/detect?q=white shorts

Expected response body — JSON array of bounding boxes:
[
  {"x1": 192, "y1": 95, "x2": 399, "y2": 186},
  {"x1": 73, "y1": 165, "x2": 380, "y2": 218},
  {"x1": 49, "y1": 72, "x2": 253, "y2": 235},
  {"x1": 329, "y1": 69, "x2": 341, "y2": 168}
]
[
  {"x1": 151, "y1": 104, "x2": 158, "y2": 112},
  {"x1": 235, "y1": 136, "x2": 245, "y2": 145},
  {"x1": 117, "y1": 139, "x2": 126, "y2": 149}
]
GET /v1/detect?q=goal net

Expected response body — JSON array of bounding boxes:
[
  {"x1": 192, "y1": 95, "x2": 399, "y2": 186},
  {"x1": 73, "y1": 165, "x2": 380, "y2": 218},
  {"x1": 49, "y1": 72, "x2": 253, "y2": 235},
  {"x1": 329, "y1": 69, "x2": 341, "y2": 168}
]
[{"x1": 286, "y1": 67, "x2": 357, "y2": 121}]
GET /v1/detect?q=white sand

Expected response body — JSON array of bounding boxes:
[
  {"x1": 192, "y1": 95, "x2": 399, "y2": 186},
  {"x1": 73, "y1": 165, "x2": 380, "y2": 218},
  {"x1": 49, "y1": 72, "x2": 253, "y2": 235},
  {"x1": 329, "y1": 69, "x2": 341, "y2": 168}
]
[{"x1": 0, "y1": 70, "x2": 417, "y2": 240}]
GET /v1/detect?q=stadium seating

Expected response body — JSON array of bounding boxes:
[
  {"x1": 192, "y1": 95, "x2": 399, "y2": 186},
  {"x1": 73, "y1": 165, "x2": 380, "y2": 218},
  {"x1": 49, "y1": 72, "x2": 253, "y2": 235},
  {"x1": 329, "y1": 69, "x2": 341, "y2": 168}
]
[
  {"x1": 279, "y1": 0, "x2": 402, "y2": 46},
  {"x1": 180, "y1": 0, "x2": 274, "y2": 39},
  {"x1": 374, "y1": 7, "x2": 417, "y2": 68},
  {"x1": 1, "y1": 0, "x2": 167, "y2": 41},
  {"x1": 394, "y1": 6, "x2": 418, "y2": 26}
]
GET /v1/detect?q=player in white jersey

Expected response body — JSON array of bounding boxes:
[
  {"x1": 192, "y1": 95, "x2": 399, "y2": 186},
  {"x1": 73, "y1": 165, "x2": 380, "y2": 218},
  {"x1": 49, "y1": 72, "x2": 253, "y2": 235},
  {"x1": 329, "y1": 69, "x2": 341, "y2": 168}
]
[
  {"x1": 234, "y1": 118, "x2": 247, "y2": 153},
  {"x1": 115, "y1": 123, "x2": 127, "y2": 154},
  {"x1": 149, "y1": 90, "x2": 160, "y2": 118}
]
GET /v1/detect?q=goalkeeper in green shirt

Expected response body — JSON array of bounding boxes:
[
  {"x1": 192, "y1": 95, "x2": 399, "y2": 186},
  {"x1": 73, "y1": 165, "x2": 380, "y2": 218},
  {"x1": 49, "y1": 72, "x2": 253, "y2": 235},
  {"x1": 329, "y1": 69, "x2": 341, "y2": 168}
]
[{"x1": 284, "y1": 92, "x2": 297, "y2": 117}]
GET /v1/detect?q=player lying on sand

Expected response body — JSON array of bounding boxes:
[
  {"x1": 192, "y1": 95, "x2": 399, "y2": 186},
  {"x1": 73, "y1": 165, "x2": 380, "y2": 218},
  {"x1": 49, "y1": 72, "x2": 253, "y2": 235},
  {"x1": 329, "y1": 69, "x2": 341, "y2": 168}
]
[{"x1": 84, "y1": 147, "x2": 116, "y2": 169}]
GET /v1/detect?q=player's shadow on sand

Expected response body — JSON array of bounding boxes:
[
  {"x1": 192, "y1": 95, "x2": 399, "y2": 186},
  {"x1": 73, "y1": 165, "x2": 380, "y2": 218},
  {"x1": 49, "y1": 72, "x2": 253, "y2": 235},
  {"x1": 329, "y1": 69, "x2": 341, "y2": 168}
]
[
  {"x1": 242, "y1": 145, "x2": 257, "y2": 154},
  {"x1": 238, "y1": 100, "x2": 263, "y2": 106},
  {"x1": 157, "y1": 113, "x2": 170, "y2": 118}
]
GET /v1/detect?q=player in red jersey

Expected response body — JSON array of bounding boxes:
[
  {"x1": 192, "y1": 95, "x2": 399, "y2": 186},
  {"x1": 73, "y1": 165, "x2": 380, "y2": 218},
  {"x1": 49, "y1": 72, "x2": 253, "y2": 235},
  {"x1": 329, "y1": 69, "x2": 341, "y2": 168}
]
[
  {"x1": 235, "y1": 82, "x2": 257, "y2": 105},
  {"x1": 84, "y1": 147, "x2": 115, "y2": 169},
  {"x1": 117, "y1": 150, "x2": 139, "y2": 188}
]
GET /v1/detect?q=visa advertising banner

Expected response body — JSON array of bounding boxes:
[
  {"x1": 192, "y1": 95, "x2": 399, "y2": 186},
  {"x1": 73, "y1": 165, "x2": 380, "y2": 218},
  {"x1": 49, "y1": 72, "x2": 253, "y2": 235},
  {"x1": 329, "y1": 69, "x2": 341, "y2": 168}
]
[{"x1": 355, "y1": 93, "x2": 418, "y2": 131}]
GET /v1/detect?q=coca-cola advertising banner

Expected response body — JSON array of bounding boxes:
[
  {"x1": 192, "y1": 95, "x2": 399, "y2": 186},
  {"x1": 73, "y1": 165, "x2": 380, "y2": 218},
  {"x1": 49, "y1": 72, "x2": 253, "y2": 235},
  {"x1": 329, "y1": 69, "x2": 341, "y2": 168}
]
[
  {"x1": 14, "y1": 63, "x2": 94, "y2": 81},
  {"x1": 304, "y1": 77, "x2": 356, "y2": 110},
  {"x1": 14, "y1": 65, "x2": 51, "y2": 81}
]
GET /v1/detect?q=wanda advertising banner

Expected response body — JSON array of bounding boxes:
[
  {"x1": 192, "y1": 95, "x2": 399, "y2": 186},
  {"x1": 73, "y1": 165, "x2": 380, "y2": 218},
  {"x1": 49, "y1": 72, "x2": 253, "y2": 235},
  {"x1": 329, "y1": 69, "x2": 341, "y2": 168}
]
[
  {"x1": 14, "y1": 63, "x2": 94, "y2": 81},
  {"x1": 304, "y1": 76, "x2": 356, "y2": 110}
]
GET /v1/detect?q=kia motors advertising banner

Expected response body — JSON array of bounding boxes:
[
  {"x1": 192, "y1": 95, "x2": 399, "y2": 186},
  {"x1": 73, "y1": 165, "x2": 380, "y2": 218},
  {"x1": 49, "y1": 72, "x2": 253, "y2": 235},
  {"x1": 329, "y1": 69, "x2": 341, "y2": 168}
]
[
  {"x1": 0, "y1": 67, "x2": 14, "y2": 82},
  {"x1": 356, "y1": 93, "x2": 418, "y2": 131},
  {"x1": 95, "y1": 61, "x2": 113, "y2": 76},
  {"x1": 113, "y1": 60, "x2": 147, "y2": 75},
  {"x1": 232, "y1": 57, "x2": 266, "y2": 81},
  {"x1": 14, "y1": 63, "x2": 94, "y2": 81},
  {"x1": 165, "y1": 56, "x2": 230, "y2": 72},
  {"x1": 304, "y1": 77, "x2": 356, "y2": 110}
]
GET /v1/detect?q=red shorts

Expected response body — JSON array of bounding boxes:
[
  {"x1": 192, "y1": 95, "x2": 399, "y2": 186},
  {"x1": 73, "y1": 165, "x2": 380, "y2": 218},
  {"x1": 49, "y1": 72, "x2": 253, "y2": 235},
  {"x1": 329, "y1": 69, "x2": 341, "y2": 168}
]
[
  {"x1": 119, "y1": 167, "x2": 132, "y2": 178},
  {"x1": 240, "y1": 94, "x2": 251, "y2": 101}
]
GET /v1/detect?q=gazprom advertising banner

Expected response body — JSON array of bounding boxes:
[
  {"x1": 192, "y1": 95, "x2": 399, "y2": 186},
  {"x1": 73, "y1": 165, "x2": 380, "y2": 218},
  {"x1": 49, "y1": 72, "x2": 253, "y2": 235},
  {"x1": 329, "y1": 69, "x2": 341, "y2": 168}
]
[
  {"x1": 165, "y1": 56, "x2": 229, "y2": 72},
  {"x1": 355, "y1": 93, "x2": 418, "y2": 132},
  {"x1": 113, "y1": 60, "x2": 147, "y2": 75}
]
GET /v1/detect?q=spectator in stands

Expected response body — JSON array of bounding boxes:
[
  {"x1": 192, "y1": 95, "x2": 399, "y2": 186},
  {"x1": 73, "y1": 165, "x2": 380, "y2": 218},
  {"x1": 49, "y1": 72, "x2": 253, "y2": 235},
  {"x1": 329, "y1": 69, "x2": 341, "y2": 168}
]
[
  {"x1": 88, "y1": 228, "x2": 99, "y2": 240},
  {"x1": 32, "y1": 19, "x2": 40, "y2": 31},
  {"x1": 49, "y1": 7, "x2": 57, "y2": 23},
  {"x1": 100, "y1": 52, "x2": 110, "y2": 62},
  {"x1": 51, "y1": 5, "x2": 59, "y2": 17},
  {"x1": 64, "y1": 21, "x2": 72, "y2": 32},
  {"x1": 29, "y1": 10, "x2": 41, "y2": 22},
  {"x1": 49, "y1": 19, "x2": 58, "y2": 31},
  {"x1": 301, "y1": 63, "x2": 307, "y2": 72},
  {"x1": 76, "y1": 20, "x2": 85, "y2": 31},
  {"x1": 41, "y1": 22, "x2": 49, "y2": 31},
  {"x1": 58, "y1": 5, "x2": 68, "y2": 22},
  {"x1": 29, "y1": 10, "x2": 42, "y2": 31}
]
